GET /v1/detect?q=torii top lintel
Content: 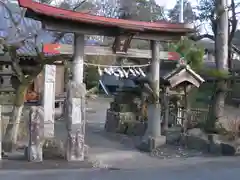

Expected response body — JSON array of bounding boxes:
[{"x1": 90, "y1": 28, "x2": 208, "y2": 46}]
[{"x1": 18, "y1": 0, "x2": 194, "y2": 40}]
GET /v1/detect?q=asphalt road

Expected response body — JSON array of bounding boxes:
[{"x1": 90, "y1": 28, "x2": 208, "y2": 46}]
[
  {"x1": 1, "y1": 97, "x2": 240, "y2": 179},
  {"x1": 0, "y1": 157, "x2": 240, "y2": 180}
]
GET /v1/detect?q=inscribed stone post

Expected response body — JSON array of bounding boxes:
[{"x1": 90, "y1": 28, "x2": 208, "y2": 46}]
[
  {"x1": 65, "y1": 34, "x2": 86, "y2": 161},
  {"x1": 43, "y1": 65, "x2": 56, "y2": 138},
  {"x1": 65, "y1": 82, "x2": 86, "y2": 161},
  {"x1": 28, "y1": 106, "x2": 44, "y2": 162}
]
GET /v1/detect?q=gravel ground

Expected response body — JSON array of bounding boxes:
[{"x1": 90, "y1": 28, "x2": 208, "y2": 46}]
[{"x1": 151, "y1": 144, "x2": 209, "y2": 159}]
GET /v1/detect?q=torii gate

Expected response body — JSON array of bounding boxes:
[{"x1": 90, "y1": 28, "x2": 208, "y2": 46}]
[{"x1": 17, "y1": 0, "x2": 194, "y2": 162}]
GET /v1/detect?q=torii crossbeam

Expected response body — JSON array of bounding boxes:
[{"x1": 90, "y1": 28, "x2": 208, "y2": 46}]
[{"x1": 17, "y1": 0, "x2": 194, "y2": 162}]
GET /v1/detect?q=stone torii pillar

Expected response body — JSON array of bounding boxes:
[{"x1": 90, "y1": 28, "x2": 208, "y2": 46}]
[
  {"x1": 65, "y1": 34, "x2": 86, "y2": 161},
  {"x1": 140, "y1": 40, "x2": 166, "y2": 151}
]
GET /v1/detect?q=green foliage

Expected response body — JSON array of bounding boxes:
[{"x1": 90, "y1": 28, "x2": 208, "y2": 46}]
[
  {"x1": 196, "y1": 0, "x2": 215, "y2": 22},
  {"x1": 202, "y1": 69, "x2": 230, "y2": 79},
  {"x1": 169, "y1": 37, "x2": 204, "y2": 70},
  {"x1": 169, "y1": 38, "x2": 232, "y2": 79},
  {"x1": 84, "y1": 66, "x2": 99, "y2": 90},
  {"x1": 135, "y1": 0, "x2": 166, "y2": 21},
  {"x1": 196, "y1": 116, "x2": 227, "y2": 134}
]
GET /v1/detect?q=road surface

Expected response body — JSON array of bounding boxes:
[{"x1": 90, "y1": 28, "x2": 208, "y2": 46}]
[
  {"x1": 1, "y1": 97, "x2": 240, "y2": 179},
  {"x1": 0, "y1": 157, "x2": 240, "y2": 180}
]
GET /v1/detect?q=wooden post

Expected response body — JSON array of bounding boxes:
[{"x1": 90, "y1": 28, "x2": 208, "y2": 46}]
[
  {"x1": 43, "y1": 65, "x2": 56, "y2": 138},
  {"x1": 139, "y1": 40, "x2": 166, "y2": 151},
  {"x1": 65, "y1": 34, "x2": 86, "y2": 161},
  {"x1": 163, "y1": 87, "x2": 169, "y2": 134}
]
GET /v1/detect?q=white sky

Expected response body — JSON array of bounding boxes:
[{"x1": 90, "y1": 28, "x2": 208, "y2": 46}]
[
  {"x1": 155, "y1": 0, "x2": 198, "y2": 9},
  {"x1": 155, "y1": 0, "x2": 176, "y2": 9}
]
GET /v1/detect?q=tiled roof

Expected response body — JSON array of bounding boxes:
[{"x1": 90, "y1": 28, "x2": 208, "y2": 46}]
[
  {"x1": 0, "y1": 2, "x2": 98, "y2": 56},
  {"x1": 18, "y1": 0, "x2": 194, "y2": 34}
]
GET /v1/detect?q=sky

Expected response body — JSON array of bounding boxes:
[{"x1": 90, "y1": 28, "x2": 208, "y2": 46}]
[
  {"x1": 155, "y1": 0, "x2": 198, "y2": 9},
  {"x1": 155, "y1": 0, "x2": 176, "y2": 9}
]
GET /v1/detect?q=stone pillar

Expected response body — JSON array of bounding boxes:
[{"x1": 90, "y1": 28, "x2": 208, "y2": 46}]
[
  {"x1": 139, "y1": 40, "x2": 166, "y2": 151},
  {"x1": 149, "y1": 40, "x2": 162, "y2": 137},
  {"x1": 28, "y1": 106, "x2": 44, "y2": 162},
  {"x1": 43, "y1": 65, "x2": 56, "y2": 138},
  {"x1": 0, "y1": 105, "x2": 1, "y2": 160},
  {"x1": 65, "y1": 34, "x2": 86, "y2": 161}
]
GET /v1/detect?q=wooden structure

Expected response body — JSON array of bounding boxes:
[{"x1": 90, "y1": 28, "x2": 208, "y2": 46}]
[
  {"x1": 17, "y1": 0, "x2": 194, "y2": 160},
  {"x1": 122, "y1": 61, "x2": 205, "y2": 135},
  {"x1": 162, "y1": 64, "x2": 205, "y2": 132},
  {"x1": 162, "y1": 64, "x2": 205, "y2": 88}
]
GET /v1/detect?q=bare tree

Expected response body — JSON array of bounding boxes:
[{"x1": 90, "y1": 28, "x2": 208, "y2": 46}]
[
  {"x1": 188, "y1": 0, "x2": 238, "y2": 131},
  {"x1": 192, "y1": 0, "x2": 238, "y2": 70},
  {"x1": 168, "y1": 0, "x2": 196, "y2": 23},
  {"x1": 0, "y1": 0, "x2": 90, "y2": 152},
  {"x1": 208, "y1": 0, "x2": 228, "y2": 131}
]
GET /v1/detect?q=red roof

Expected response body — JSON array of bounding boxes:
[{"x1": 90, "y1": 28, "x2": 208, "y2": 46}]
[{"x1": 18, "y1": 0, "x2": 194, "y2": 34}]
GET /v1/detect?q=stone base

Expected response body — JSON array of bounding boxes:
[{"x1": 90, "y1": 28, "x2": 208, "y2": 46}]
[
  {"x1": 104, "y1": 109, "x2": 137, "y2": 133},
  {"x1": 165, "y1": 126, "x2": 183, "y2": 145},
  {"x1": 24, "y1": 138, "x2": 89, "y2": 161},
  {"x1": 28, "y1": 106, "x2": 44, "y2": 162},
  {"x1": 1, "y1": 142, "x2": 17, "y2": 153},
  {"x1": 125, "y1": 122, "x2": 147, "y2": 136},
  {"x1": 66, "y1": 131, "x2": 85, "y2": 161},
  {"x1": 137, "y1": 136, "x2": 166, "y2": 152},
  {"x1": 42, "y1": 138, "x2": 65, "y2": 160},
  {"x1": 65, "y1": 82, "x2": 86, "y2": 161},
  {"x1": 180, "y1": 128, "x2": 240, "y2": 156},
  {"x1": 27, "y1": 145, "x2": 43, "y2": 162}
]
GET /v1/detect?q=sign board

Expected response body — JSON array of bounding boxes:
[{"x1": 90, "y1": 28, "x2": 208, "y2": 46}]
[
  {"x1": 43, "y1": 44, "x2": 180, "y2": 60},
  {"x1": 72, "y1": 98, "x2": 82, "y2": 125},
  {"x1": 43, "y1": 65, "x2": 56, "y2": 138}
]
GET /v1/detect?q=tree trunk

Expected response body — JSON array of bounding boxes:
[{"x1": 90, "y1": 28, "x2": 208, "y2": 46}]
[
  {"x1": 207, "y1": 81, "x2": 227, "y2": 132},
  {"x1": 210, "y1": 0, "x2": 228, "y2": 130},
  {"x1": 3, "y1": 84, "x2": 27, "y2": 152}
]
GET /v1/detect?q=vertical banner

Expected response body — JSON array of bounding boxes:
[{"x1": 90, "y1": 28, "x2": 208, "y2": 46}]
[{"x1": 43, "y1": 65, "x2": 56, "y2": 138}]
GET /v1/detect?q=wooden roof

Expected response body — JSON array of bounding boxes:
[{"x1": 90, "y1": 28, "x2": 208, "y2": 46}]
[{"x1": 18, "y1": 0, "x2": 194, "y2": 38}]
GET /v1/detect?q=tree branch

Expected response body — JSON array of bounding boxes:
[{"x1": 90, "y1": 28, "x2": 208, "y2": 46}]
[
  {"x1": 8, "y1": 46, "x2": 24, "y2": 81},
  {"x1": 228, "y1": 0, "x2": 237, "y2": 45},
  {"x1": 0, "y1": 1, "x2": 22, "y2": 31},
  {"x1": 189, "y1": 34, "x2": 214, "y2": 41},
  {"x1": 72, "y1": 0, "x2": 87, "y2": 11},
  {"x1": 53, "y1": 0, "x2": 88, "y2": 43}
]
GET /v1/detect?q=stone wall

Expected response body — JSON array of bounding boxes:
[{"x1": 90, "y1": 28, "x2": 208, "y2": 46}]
[{"x1": 104, "y1": 92, "x2": 147, "y2": 136}]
